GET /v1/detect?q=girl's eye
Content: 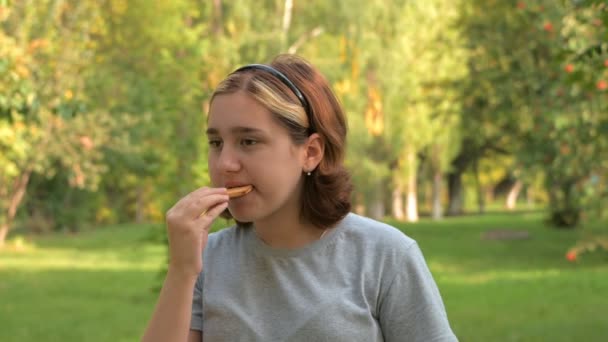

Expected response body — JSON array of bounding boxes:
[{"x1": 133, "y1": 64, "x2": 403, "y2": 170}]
[
  {"x1": 241, "y1": 139, "x2": 257, "y2": 146},
  {"x1": 208, "y1": 140, "x2": 222, "y2": 148}
]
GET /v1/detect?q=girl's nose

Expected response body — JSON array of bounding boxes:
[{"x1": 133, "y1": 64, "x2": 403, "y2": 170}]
[{"x1": 217, "y1": 147, "x2": 241, "y2": 173}]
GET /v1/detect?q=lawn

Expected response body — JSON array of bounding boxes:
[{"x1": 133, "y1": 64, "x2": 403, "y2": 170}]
[{"x1": 1, "y1": 212, "x2": 607, "y2": 341}]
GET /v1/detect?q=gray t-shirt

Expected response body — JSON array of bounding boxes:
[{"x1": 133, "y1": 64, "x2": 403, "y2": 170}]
[{"x1": 191, "y1": 213, "x2": 457, "y2": 341}]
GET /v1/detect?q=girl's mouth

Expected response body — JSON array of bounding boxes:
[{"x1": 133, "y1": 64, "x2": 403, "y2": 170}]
[{"x1": 226, "y1": 185, "x2": 253, "y2": 198}]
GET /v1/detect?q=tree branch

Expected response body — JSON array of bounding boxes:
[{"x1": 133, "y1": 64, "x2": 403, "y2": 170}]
[{"x1": 287, "y1": 27, "x2": 324, "y2": 54}]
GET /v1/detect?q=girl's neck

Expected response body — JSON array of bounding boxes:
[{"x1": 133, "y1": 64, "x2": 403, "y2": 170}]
[{"x1": 253, "y1": 210, "x2": 325, "y2": 249}]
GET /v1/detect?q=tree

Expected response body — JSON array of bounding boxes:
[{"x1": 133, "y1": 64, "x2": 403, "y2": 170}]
[
  {"x1": 381, "y1": 0, "x2": 466, "y2": 221},
  {"x1": 457, "y1": 0, "x2": 607, "y2": 226},
  {"x1": 0, "y1": 0, "x2": 125, "y2": 244},
  {"x1": 518, "y1": 0, "x2": 608, "y2": 226}
]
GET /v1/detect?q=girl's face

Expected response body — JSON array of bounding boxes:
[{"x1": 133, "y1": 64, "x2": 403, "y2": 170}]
[{"x1": 206, "y1": 91, "x2": 309, "y2": 223}]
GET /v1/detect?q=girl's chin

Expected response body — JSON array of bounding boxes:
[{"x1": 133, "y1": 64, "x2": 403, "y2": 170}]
[
  {"x1": 227, "y1": 207, "x2": 257, "y2": 223},
  {"x1": 227, "y1": 192, "x2": 267, "y2": 222}
]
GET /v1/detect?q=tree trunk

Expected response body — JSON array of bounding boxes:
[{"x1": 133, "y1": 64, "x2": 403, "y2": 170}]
[
  {"x1": 432, "y1": 171, "x2": 443, "y2": 220},
  {"x1": 391, "y1": 184, "x2": 405, "y2": 220},
  {"x1": 369, "y1": 187, "x2": 385, "y2": 220},
  {"x1": 135, "y1": 184, "x2": 145, "y2": 223},
  {"x1": 211, "y1": 0, "x2": 223, "y2": 35},
  {"x1": 526, "y1": 187, "x2": 536, "y2": 209},
  {"x1": 354, "y1": 193, "x2": 365, "y2": 216},
  {"x1": 506, "y1": 180, "x2": 523, "y2": 210},
  {"x1": 473, "y1": 159, "x2": 485, "y2": 214},
  {"x1": 280, "y1": 0, "x2": 293, "y2": 51},
  {"x1": 176, "y1": 117, "x2": 193, "y2": 197},
  {"x1": 0, "y1": 223, "x2": 8, "y2": 247},
  {"x1": 548, "y1": 179, "x2": 580, "y2": 227},
  {"x1": 405, "y1": 150, "x2": 419, "y2": 222},
  {"x1": 392, "y1": 189, "x2": 405, "y2": 220},
  {"x1": 447, "y1": 170, "x2": 464, "y2": 215},
  {"x1": 0, "y1": 170, "x2": 32, "y2": 246}
]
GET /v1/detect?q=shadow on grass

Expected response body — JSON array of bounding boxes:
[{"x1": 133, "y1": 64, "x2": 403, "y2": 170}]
[{"x1": 6, "y1": 223, "x2": 163, "y2": 252}]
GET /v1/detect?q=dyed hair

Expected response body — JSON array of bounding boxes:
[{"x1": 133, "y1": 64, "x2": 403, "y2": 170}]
[{"x1": 210, "y1": 54, "x2": 352, "y2": 228}]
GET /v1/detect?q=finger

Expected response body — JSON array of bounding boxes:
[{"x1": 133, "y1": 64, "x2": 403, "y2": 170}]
[
  {"x1": 197, "y1": 201, "x2": 228, "y2": 225},
  {"x1": 178, "y1": 186, "x2": 228, "y2": 206},
  {"x1": 194, "y1": 186, "x2": 227, "y2": 196},
  {"x1": 184, "y1": 193, "x2": 229, "y2": 218}
]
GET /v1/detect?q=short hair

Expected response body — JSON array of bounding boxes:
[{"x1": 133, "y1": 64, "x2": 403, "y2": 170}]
[{"x1": 210, "y1": 54, "x2": 352, "y2": 228}]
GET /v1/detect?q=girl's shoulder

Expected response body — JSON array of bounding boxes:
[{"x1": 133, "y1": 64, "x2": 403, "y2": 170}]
[{"x1": 338, "y1": 213, "x2": 418, "y2": 253}]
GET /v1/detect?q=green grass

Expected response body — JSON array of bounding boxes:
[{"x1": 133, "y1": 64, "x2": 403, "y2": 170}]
[
  {"x1": 1, "y1": 212, "x2": 607, "y2": 341},
  {"x1": 0, "y1": 224, "x2": 166, "y2": 342}
]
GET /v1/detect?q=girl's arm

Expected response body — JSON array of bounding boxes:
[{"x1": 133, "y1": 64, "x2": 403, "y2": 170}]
[
  {"x1": 141, "y1": 187, "x2": 228, "y2": 342},
  {"x1": 142, "y1": 269, "x2": 198, "y2": 342}
]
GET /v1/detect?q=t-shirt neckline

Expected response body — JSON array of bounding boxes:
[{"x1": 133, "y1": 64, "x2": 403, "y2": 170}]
[{"x1": 244, "y1": 214, "x2": 351, "y2": 258}]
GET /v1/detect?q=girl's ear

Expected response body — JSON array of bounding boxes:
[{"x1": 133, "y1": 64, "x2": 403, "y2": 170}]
[{"x1": 303, "y1": 133, "x2": 324, "y2": 172}]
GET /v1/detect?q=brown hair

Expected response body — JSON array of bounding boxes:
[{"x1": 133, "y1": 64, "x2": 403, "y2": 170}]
[{"x1": 210, "y1": 54, "x2": 352, "y2": 229}]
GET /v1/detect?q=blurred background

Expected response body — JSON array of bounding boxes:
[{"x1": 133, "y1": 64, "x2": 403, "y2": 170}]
[{"x1": 1, "y1": 0, "x2": 607, "y2": 341}]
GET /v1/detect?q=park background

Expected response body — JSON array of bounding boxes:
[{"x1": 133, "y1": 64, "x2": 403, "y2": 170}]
[{"x1": 1, "y1": 0, "x2": 607, "y2": 341}]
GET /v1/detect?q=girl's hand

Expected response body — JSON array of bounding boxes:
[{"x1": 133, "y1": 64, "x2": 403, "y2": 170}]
[{"x1": 165, "y1": 187, "x2": 229, "y2": 279}]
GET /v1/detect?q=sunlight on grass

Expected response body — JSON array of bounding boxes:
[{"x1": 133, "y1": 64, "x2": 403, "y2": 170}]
[
  {"x1": 1, "y1": 223, "x2": 167, "y2": 272},
  {"x1": 1, "y1": 246, "x2": 164, "y2": 271},
  {"x1": 443, "y1": 268, "x2": 564, "y2": 284},
  {"x1": 429, "y1": 260, "x2": 595, "y2": 284}
]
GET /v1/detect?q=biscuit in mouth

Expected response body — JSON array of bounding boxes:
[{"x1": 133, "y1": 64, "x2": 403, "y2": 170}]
[{"x1": 227, "y1": 185, "x2": 253, "y2": 198}]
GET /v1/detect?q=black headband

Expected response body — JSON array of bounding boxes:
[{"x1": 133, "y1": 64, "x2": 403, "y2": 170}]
[{"x1": 233, "y1": 64, "x2": 314, "y2": 133}]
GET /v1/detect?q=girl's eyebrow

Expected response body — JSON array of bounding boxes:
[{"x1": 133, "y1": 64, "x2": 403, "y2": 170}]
[{"x1": 206, "y1": 126, "x2": 266, "y2": 135}]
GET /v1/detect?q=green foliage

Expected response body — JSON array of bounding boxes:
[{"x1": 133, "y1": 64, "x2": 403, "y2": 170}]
[
  {"x1": 1, "y1": 0, "x2": 607, "y2": 240},
  {"x1": 516, "y1": 1, "x2": 608, "y2": 226},
  {"x1": 457, "y1": 0, "x2": 608, "y2": 226},
  {"x1": 0, "y1": 1, "x2": 133, "y2": 240}
]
